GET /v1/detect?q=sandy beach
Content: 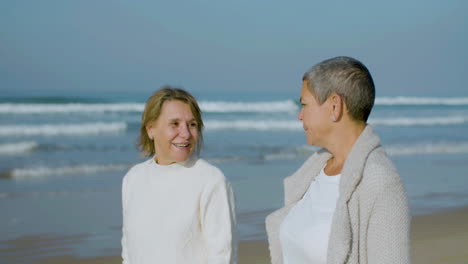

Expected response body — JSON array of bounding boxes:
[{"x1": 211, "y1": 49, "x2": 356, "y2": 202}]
[
  {"x1": 411, "y1": 207, "x2": 468, "y2": 264},
  {"x1": 1, "y1": 206, "x2": 467, "y2": 264}
]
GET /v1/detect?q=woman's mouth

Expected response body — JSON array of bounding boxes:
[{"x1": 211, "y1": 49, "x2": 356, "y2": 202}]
[{"x1": 173, "y1": 143, "x2": 190, "y2": 148}]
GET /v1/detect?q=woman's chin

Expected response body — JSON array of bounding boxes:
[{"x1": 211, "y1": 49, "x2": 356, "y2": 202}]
[{"x1": 173, "y1": 152, "x2": 194, "y2": 163}]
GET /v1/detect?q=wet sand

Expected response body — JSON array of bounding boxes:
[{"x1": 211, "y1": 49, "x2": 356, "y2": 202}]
[
  {"x1": 1, "y1": 206, "x2": 467, "y2": 264},
  {"x1": 411, "y1": 207, "x2": 468, "y2": 264}
]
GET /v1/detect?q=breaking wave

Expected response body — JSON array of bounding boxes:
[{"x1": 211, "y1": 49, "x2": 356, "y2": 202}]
[
  {"x1": 369, "y1": 116, "x2": 468, "y2": 126},
  {"x1": 376, "y1": 97, "x2": 468, "y2": 106},
  {"x1": 0, "y1": 122, "x2": 127, "y2": 136},
  {"x1": 199, "y1": 100, "x2": 298, "y2": 113},
  {"x1": 259, "y1": 142, "x2": 468, "y2": 161},
  {"x1": 0, "y1": 141, "x2": 38, "y2": 155},
  {"x1": 386, "y1": 142, "x2": 468, "y2": 156},
  {"x1": 204, "y1": 115, "x2": 468, "y2": 131},
  {"x1": 3, "y1": 163, "x2": 131, "y2": 179},
  {"x1": 2, "y1": 97, "x2": 468, "y2": 115},
  {"x1": 205, "y1": 120, "x2": 301, "y2": 131},
  {"x1": 0, "y1": 100, "x2": 299, "y2": 114},
  {"x1": 0, "y1": 103, "x2": 144, "y2": 114}
]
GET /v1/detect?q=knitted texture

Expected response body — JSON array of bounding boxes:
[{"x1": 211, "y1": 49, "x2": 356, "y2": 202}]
[
  {"x1": 266, "y1": 126, "x2": 411, "y2": 264},
  {"x1": 122, "y1": 158, "x2": 237, "y2": 264}
]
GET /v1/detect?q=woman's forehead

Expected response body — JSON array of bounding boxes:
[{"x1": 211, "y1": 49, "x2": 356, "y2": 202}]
[{"x1": 160, "y1": 100, "x2": 195, "y2": 119}]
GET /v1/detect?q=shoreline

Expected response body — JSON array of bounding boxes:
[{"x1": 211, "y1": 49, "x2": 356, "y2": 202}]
[{"x1": 1, "y1": 206, "x2": 467, "y2": 264}]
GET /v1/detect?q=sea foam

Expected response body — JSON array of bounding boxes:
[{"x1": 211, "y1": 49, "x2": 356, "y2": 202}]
[
  {"x1": 0, "y1": 122, "x2": 127, "y2": 136},
  {"x1": 205, "y1": 120, "x2": 301, "y2": 131},
  {"x1": 0, "y1": 141, "x2": 38, "y2": 155},
  {"x1": 376, "y1": 97, "x2": 468, "y2": 106},
  {"x1": 199, "y1": 100, "x2": 298, "y2": 113},
  {"x1": 0, "y1": 103, "x2": 144, "y2": 114},
  {"x1": 386, "y1": 142, "x2": 468, "y2": 156},
  {"x1": 7, "y1": 163, "x2": 130, "y2": 179},
  {"x1": 369, "y1": 115, "x2": 468, "y2": 126},
  {"x1": 261, "y1": 142, "x2": 468, "y2": 161},
  {"x1": 204, "y1": 115, "x2": 468, "y2": 131},
  {"x1": 0, "y1": 100, "x2": 299, "y2": 114}
]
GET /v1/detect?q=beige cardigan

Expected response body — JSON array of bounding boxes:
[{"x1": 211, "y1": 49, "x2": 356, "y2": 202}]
[{"x1": 266, "y1": 126, "x2": 411, "y2": 264}]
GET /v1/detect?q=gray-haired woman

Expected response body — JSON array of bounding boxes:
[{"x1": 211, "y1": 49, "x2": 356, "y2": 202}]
[{"x1": 266, "y1": 57, "x2": 411, "y2": 264}]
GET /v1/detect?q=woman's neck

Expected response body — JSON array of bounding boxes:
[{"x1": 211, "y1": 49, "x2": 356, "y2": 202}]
[{"x1": 324, "y1": 122, "x2": 366, "y2": 175}]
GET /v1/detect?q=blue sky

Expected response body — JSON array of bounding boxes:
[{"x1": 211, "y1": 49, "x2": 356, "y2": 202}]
[{"x1": 1, "y1": 0, "x2": 467, "y2": 98}]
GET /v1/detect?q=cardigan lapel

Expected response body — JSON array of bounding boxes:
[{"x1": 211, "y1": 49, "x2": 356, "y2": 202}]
[
  {"x1": 339, "y1": 126, "x2": 381, "y2": 203},
  {"x1": 281, "y1": 126, "x2": 382, "y2": 264},
  {"x1": 327, "y1": 126, "x2": 382, "y2": 263},
  {"x1": 283, "y1": 149, "x2": 332, "y2": 205},
  {"x1": 284, "y1": 126, "x2": 381, "y2": 207}
]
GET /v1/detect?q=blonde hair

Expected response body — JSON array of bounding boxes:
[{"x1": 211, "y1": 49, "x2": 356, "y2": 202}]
[{"x1": 138, "y1": 86, "x2": 204, "y2": 157}]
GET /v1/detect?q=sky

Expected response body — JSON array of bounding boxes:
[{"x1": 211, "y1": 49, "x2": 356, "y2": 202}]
[{"x1": 1, "y1": 0, "x2": 467, "y2": 98}]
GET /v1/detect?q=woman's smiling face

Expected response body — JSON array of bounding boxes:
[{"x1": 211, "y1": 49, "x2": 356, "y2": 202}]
[
  {"x1": 146, "y1": 100, "x2": 199, "y2": 165},
  {"x1": 298, "y1": 80, "x2": 332, "y2": 148}
]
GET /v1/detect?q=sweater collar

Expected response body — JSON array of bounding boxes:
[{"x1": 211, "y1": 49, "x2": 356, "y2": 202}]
[
  {"x1": 338, "y1": 125, "x2": 381, "y2": 202},
  {"x1": 148, "y1": 155, "x2": 197, "y2": 170},
  {"x1": 327, "y1": 126, "x2": 381, "y2": 264}
]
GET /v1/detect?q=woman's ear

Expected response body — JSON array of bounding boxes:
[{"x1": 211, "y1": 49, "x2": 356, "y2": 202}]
[
  {"x1": 329, "y1": 93, "x2": 343, "y2": 122},
  {"x1": 146, "y1": 122, "x2": 154, "y2": 140}
]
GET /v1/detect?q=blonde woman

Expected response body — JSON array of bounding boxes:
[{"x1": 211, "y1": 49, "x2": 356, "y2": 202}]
[
  {"x1": 121, "y1": 87, "x2": 237, "y2": 263},
  {"x1": 266, "y1": 57, "x2": 410, "y2": 264}
]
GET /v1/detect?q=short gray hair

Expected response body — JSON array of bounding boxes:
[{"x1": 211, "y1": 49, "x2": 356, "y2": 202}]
[{"x1": 302, "y1": 56, "x2": 375, "y2": 122}]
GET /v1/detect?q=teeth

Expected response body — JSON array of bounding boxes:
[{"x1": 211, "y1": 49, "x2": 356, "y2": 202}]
[{"x1": 174, "y1": 144, "x2": 189, "y2": 147}]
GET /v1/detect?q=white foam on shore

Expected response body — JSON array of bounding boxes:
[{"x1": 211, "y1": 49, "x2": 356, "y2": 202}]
[
  {"x1": 0, "y1": 141, "x2": 38, "y2": 155},
  {"x1": 0, "y1": 103, "x2": 144, "y2": 114},
  {"x1": 0, "y1": 122, "x2": 127, "y2": 136},
  {"x1": 205, "y1": 120, "x2": 301, "y2": 131},
  {"x1": 204, "y1": 115, "x2": 468, "y2": 131},
  {"x1": 8, "y1": 163, "x2": 130, "y2": 179},
  {"x1": 386, "y1": 142, "x2": 468, "y2": 156},
  {"x1": 0, "y1": 188, "x2": 117, "y2": 199},
  {"x1": 369, "y1": 116, "x2": 468, "y2": 126},
  {"x1": 376, "y1": 96, "x2": 468, "y2": 106},
  {"x1": 199, "y1": 100, "x2": 298, "y2": 113},
  {"x1": 262, "y1": 145, "x2": 316, "y2": 161},
  {"x1": 262, "y1": 142, "x2": 468, "y2": 161},
  {"x1": 1, "y1": 116, "x2": 462, "y2": 138},
  {"x1": 2, "y1": 142, "x2": 467, "y2": 179},
  {"x1": 1, "y1": 97, "x2": 467, "y2": 115},
  {"x1": 0, "y1": 100, "x2": 299, "y2": 114}
]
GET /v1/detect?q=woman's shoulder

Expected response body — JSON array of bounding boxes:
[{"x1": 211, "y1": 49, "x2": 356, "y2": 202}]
[
  {"x1": 193, "y1": 158, "x2": 225, "y2": 179},
  {"x1": 189, "y1": 158, "x2": 230, "y2": 188},
  {"x1": 123, "y1": 159, "x2": 153, "y2": 180},
  {"x1": 362, "y1": 147, "x2": 403, "y2": 189},
  {"x1": 365, "y1": 147, "x2": 398, "y2": 175}
]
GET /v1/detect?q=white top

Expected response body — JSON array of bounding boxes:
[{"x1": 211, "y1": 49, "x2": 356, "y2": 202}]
[
  {"x1": 279, "y1": 168, "x2": 341, "y2": 264},
  {"x1": 121, "y1": 158, "x2": 237, "y2": 264}
]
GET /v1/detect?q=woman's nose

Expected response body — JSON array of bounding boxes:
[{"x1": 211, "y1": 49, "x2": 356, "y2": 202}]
[
  {"x1": 179, "y1": 123, "x2": 191, "y2": 138},
  {"x1": 298, "y1": 108, "x2": 303, "y2": 120}
]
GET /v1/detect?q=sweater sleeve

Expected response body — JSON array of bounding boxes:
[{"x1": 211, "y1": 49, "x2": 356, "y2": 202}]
[
  {"x1": 200, "y1": 176, "x2": 237, "y2": 264},
  {"x1": 121, "y1": 175, "x2": 130, "y2": 264},
  {"x1": 367, "y1": 180, "x2": 411, "y2": 264}
]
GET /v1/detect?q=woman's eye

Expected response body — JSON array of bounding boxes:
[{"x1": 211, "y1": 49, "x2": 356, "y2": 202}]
[
  {"x1": 190, "y1": 123, "x2": 198, "y2": 128},
  {"x1": 171, "y1": 122, "x2": 179, "y2": 126}
]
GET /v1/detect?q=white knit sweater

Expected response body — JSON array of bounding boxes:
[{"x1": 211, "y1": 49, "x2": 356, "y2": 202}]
[
  {"x1": 266, "y1": 126, "x2": 411, "y2": 264},
  {"x1": 121, "y1": 158, "x2": 237, "y2": 264}
]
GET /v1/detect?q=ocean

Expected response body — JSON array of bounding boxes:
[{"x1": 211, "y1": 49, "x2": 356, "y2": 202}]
[{"x1": 1, "y1": 93, "x2": 468, "y2": 259}]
